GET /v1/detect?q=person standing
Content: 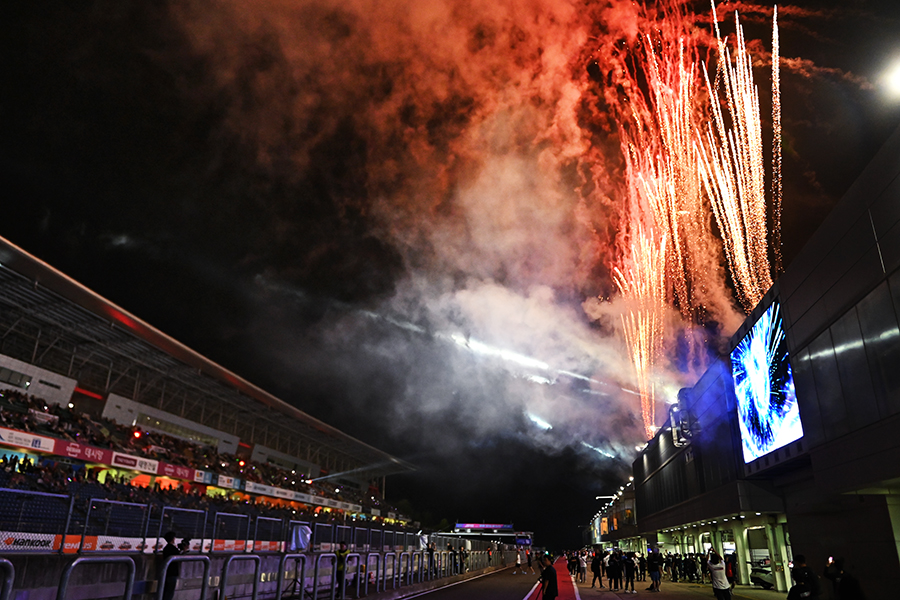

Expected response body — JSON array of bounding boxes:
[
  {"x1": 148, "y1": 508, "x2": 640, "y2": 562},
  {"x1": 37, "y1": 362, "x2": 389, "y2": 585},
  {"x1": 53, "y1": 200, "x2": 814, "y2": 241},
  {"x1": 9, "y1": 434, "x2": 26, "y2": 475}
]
[
  {"x1": 539, "y1": 555, "x2": 559, "y2": 600},
  {"x1": 647, "y1": 549, "x2": 662, "y2": 592},
  {"x1": 336, "y1": 541, "x2": 350, "y2": 593},
  {"x1": 823, "y1": 557, "x2": 866, "y2": 600},
  {"x1": 578, "y1": 552, "x2": 587, "y2": 583},
  {"x1": 607, "y1": 551, "x2": 622, "y2": 591},
  {"x1": 591, "y1": 551, "x2": 604, "y2": 588},
  {"x1": 160, "y1": 531, "x2": 183, "y2": 600},
  {"x1": 527, "y1": 548, "x2": 535, "y2": 574},
  {"x1": 791, "y1": 555, "x2": 822, "y2": 598},
  {"x1": 622, "y1": 552, "x2": 637, "y2": 594},
  {"x1": 513, "y1": 549, "x2": 522, "y2": 574},
  {"x1": 707, "y1": 551, "x2": 733, "y2": 600}
]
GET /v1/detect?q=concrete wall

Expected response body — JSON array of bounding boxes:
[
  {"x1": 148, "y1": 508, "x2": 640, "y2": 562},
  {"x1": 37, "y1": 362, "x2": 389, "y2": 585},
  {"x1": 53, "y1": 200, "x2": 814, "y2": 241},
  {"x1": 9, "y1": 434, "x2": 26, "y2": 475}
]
[
  {"x1": 102, "y1": 393, "x2": 240, "y2": 455},
  {"x1": 0, "y1": 353, "x2": 77, "y2": 406}
]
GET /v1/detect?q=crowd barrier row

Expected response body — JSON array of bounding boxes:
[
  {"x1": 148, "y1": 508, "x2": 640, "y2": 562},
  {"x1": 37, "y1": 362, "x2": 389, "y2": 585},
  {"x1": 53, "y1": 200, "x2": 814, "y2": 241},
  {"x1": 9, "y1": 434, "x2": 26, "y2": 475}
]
[
  {"x1": 4, "y1": 548, "x2": 518, "y2": 600},
  {"x1": 0, "y1": 488, "x2": 489, "y2": 556}
]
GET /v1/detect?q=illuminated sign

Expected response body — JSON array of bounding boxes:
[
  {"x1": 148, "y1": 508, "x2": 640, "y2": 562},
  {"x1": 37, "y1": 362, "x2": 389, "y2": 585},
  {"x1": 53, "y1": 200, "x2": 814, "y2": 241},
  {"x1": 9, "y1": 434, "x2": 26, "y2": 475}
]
[
  {"x1": 731, "y1": 301, "x2": 803, "y2": 463},
  {"x1": 455, "y1": 523, "x2": 513, "y2": 530}
]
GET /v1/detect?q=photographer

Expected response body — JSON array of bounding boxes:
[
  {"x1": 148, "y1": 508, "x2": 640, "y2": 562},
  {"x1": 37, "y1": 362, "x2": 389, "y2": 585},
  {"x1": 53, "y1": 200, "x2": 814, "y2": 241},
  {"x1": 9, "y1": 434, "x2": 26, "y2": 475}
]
[{"x1": 160, "y1": 531, "x2": 187, "y2": 600}]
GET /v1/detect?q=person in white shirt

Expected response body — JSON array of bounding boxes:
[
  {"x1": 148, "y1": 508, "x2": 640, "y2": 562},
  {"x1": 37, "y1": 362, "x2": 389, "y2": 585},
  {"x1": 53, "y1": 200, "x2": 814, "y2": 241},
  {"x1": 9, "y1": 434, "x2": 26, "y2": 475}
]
[{"x1": 707, "y1": 551, "x2": 733, "y2": 599}]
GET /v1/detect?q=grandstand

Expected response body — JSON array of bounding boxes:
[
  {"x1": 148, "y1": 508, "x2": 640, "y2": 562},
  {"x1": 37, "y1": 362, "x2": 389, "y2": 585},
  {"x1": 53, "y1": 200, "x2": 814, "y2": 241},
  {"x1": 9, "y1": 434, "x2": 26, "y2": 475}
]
[{"x1": 0, "y1": 235, "x2": 414, "y2": 515}]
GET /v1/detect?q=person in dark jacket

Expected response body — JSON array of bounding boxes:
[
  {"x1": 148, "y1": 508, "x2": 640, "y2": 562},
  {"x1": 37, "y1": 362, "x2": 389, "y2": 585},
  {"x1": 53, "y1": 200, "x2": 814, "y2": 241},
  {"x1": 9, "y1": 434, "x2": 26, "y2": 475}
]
[
  {"x1": 539, "y1": 555, "x2": 558, "y2": 600},
  {"x1": 160, "y1": 531, "x2": 183, "y2": 600},
  {"x1": 591, "y1": 552, "x2": 604, "y2": 588},
  {"x1": 824, "y1": 557, "x2": 866, "y2": 600}
]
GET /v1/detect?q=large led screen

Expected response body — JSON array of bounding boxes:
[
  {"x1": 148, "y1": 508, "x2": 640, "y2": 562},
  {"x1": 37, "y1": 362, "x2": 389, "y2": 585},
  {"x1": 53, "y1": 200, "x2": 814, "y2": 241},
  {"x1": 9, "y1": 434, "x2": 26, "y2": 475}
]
[{"x1": 730, "y1": 301, "x2": 803, "y2": 463}]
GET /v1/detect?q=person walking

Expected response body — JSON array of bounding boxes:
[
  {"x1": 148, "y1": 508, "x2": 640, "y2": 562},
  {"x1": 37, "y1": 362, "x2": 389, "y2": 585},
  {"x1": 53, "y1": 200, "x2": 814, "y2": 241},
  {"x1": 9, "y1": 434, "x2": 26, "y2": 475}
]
[
  {"x1": 539, "y1": 555, "x2": 559, "y2": 600},
  {"x1": 578, "y1": 552, "x2": 587, "y2": 583},
  {"x1": 707, "y1": 551, "x2": 733, "y2": 600},
  {"x1": 513, "y1": 549, "x2": 522, "y2": 574}
]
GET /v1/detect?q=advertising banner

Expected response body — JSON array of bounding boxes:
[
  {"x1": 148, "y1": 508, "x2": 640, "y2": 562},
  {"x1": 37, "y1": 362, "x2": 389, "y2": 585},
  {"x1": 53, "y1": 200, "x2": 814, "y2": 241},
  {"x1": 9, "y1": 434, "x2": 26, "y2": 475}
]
[
  {"x1": 212, "y1": 538, "x2": 246, "y2": 552},
  {"x1": 193, "y1": 470, "x2": 213, "y2": 484},
  {"x1": 253, "y1": 540, "x2": 283, "y2": 552},
  {"x1": 0, "y1": 531, "x2": 56, "y2": 552},
  {"x1": 216, "y1": 475, "x2": 238, "y2": 489},
  {"x1": 54, "y1": 534, "x2": 97, "y2": 554},
  {"x1": 157, "y1": 462, "x2": 194, "y2": 481},
  {"x1": 93, "y1": 536, "x2": 148, "y2": 553},
  {"x1": 54, "y1": 439, "x2": 113, "y2": 464},
  {"x1": 28, "y1": 409, "x2": 59, "y2": 426},
  {"x1": 0, "y1": 427, "x2": 56, "y2": 452},
  {"x1": 111, "y1": 451, "x2": 159, "y2": 474}
]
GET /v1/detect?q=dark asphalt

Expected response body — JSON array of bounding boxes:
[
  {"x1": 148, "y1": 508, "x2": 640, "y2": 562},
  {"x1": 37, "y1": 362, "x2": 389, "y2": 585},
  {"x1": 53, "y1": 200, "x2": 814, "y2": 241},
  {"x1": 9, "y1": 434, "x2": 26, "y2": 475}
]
[{"x1": 400, "y1": 568, "x2": 540, "y2": 600}]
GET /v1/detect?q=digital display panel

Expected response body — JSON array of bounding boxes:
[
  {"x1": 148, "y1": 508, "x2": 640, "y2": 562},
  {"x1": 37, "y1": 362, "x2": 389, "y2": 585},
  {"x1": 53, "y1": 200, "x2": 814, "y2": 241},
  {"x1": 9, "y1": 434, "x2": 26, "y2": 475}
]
[
  {"x1": 455, "y1": 523, "x2": 513, "y2": 530},
  {"x1": 731, "y1": 301, "x2": 803, "y2": 463}
]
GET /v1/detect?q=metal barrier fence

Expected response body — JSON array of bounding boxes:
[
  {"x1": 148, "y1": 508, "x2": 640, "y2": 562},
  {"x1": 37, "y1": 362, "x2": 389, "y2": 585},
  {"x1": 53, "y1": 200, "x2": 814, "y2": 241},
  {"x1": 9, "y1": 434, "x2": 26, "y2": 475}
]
[
  {"x1": 3, "y1": 547, "x2": 523, "y2": 600},
  {"x1": 0, "y1": 489, "x2": 72, "y2": 543},
  {"x1": 0, "y1": 558, "x2": 13, "y2": 600},
  {"x1": 56, "y1": 555, "x2": 135, "y2": 600},
  {"x1": 156, "y1": 506, "x2": 206, "y2": 552}
]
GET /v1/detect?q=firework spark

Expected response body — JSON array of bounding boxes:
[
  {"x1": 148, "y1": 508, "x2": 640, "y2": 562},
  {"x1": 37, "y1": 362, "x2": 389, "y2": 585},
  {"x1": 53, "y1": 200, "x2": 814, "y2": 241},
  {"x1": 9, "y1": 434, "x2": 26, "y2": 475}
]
[
  {"x1": 697, "y1": 4, "x2": 776, "y2": 312},
  {"x1": 597, "y1": 1, "x2": 781, "y2": 437},
  {"x1": 613, "y1": 226, "x2": 668, "y2": 440}
]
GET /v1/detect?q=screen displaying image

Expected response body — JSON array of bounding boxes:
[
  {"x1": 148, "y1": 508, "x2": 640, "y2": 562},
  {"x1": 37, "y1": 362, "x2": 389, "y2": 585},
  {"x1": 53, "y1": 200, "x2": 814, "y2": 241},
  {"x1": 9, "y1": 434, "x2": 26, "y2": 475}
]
[{"x1": 731, "y1": 301, "x2": 803, "y2": 463}]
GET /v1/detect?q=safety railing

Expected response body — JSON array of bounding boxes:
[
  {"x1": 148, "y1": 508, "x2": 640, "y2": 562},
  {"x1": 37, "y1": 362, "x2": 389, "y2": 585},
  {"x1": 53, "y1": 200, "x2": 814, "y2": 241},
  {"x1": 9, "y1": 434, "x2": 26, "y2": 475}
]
[
  {"x1": 210, "y1": 512, "x2": 250, "y2": 552},
  {"x1": 156, "y1": 554, "x2": 210, "y2": 600},
  {"x1": 5, "y1": 544, "x2": 518, "y2": 600},
  {"x1": 312, "y1": 552, "x2": 337, "y2": 600},
  {"x1": 275, "y1": 553, "x2": 308, "y2": 598},
  {"x1": 220, "y1": 554, "x2": 261, "y2": 600},
  {"x1": 251, "y1": 515, "x2": 282, "y2": 551},
  {"x1": 81, "y1": 499, "x2": 151, "y2": 553},
  {"x1": 0, "y1": 488, "x2": 506, "y2": 559},
  {"x1": 0, "y1": 558, "x2": 14, "y2": 600},
  {"x1": 57, "y1": 555, "x2": 135, "y2": 600},
  {"x1": 155, "y1": 506, "x2": 207, "y2": 552}
]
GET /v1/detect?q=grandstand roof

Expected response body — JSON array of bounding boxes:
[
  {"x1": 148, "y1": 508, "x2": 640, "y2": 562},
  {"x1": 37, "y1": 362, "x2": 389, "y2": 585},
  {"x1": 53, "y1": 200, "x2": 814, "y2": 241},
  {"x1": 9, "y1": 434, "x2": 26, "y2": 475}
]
[{"x1": 0, "y1": 236, "x2": 414, "y2": 480}]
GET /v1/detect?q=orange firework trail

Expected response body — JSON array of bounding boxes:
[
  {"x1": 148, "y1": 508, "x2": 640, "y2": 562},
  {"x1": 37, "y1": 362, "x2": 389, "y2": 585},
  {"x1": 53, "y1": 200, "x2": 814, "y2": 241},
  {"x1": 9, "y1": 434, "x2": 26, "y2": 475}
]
[
  {"x1": 613, "y1": 226, "x2": 667, "y2": 440},
  {"x1": 599, "y1": 1, "x2": 781, "y2": 437}
]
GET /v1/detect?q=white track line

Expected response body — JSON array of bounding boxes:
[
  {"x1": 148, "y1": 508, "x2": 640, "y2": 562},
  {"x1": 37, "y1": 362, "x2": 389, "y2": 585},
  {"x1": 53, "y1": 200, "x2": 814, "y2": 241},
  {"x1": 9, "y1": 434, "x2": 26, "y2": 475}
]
[
  {"x1": 521, "y1": 581, "x2": 540, "y2": 600},
  {"x1": 399, "y1": 568, "x2": 514, "y2": 599},
  {"x1": 569, "y1": 574, "x2": 582, "y2": 600}
]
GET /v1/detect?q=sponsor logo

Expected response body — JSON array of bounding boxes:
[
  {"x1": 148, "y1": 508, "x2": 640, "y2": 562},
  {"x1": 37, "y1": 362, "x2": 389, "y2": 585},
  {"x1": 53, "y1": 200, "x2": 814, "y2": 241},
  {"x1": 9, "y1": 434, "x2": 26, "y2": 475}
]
[
  {"x1": 114, "y1": 454, "x2": 138, "y2": 468},
  {"x1": 4, "y1": 537, "x2": 51, "y2": 548}
]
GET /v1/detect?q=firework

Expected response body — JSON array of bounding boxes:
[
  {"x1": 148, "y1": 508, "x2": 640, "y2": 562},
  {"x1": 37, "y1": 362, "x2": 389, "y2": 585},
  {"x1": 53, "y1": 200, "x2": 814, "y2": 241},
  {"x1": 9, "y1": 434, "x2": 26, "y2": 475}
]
[
  {"x1": 599, "y1": 1, "x2": 781, "y2": 437},
  {"x1": 613, "y1": 226, "x2": 667, "y2": 440},
  {"x1": 697, "y1": 4, "x2": 776, "y2": 312}
]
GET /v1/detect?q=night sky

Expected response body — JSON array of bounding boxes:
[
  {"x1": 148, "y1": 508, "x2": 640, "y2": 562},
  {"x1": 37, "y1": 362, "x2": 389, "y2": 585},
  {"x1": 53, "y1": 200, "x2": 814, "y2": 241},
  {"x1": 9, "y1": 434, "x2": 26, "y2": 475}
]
[{"x1": 3, "y1": 0, "x2": 900, "y2": 549}]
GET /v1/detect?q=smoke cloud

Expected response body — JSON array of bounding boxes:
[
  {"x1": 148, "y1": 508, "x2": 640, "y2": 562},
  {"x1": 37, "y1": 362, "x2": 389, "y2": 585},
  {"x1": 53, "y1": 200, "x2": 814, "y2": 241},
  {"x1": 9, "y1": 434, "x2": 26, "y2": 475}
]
[{"x1": 157, "y1": 0, "x2": 875, "y2": 471}]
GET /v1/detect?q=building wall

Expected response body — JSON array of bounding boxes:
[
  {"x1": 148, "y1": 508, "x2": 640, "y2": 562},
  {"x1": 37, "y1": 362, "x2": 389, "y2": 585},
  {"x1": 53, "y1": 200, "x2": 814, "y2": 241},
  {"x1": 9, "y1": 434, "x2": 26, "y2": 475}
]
[
  {"x1": 0, "y1": 353, "x2": 77, "y2": 406},
  {"x1": 633, "y1": 126, "x2": 900, "y2": 597}
]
